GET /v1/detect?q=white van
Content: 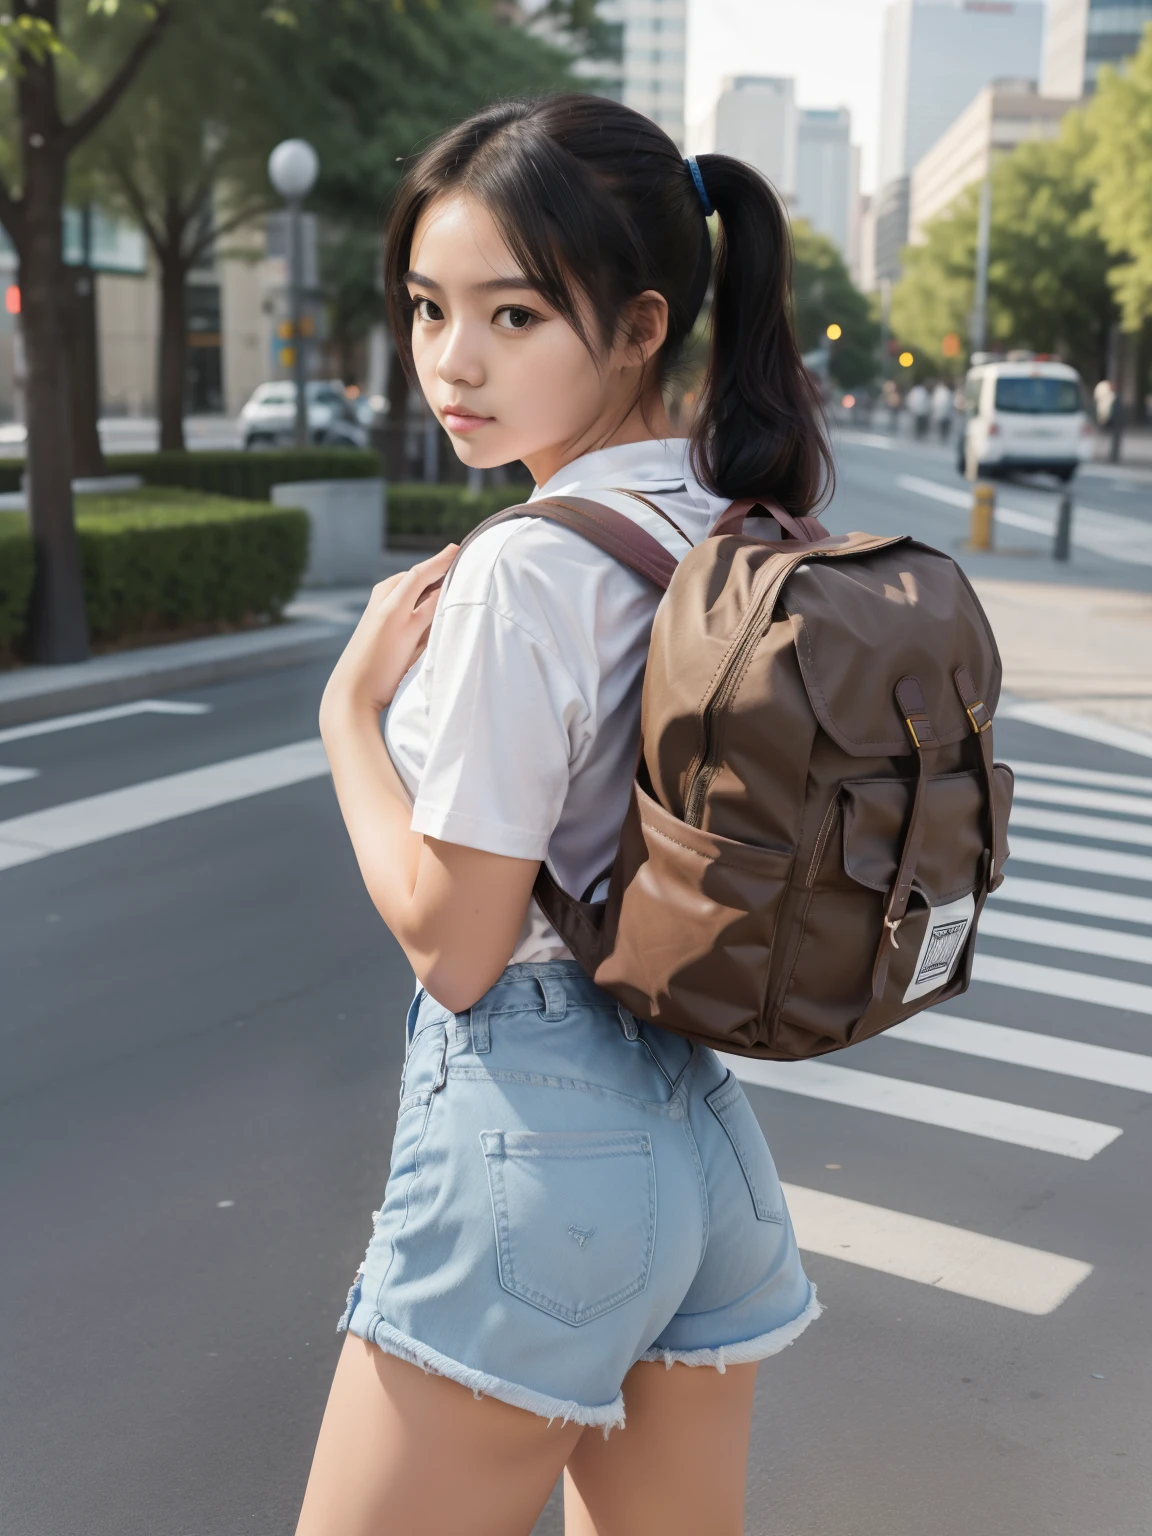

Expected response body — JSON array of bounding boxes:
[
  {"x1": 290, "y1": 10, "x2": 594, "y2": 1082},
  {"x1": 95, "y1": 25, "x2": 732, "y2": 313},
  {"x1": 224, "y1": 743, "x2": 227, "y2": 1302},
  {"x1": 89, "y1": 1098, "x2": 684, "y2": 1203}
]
[{"x1": 958, "y1": 359, "x2": 1094, "y2": 482}]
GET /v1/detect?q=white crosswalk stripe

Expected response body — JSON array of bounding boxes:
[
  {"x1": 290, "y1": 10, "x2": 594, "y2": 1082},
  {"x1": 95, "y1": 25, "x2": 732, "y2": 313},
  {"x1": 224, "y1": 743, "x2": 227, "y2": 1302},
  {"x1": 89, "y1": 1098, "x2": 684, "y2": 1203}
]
[
  {"x1": 1009, "y1": 759, "x2": 1152, "y2": 796},
  {"x1": 973, "y1": 953, "x2": 1152, "y2": 1014},
  {"x1": 1009, "y1": 804, "x2": 1152, "y2": 849},
  {"x1": 978, "y1": 906, "x2": 1152, "y2": 965},
  {"x1": 1011, "y1": 779, "x2": 1152, "y2": 819},
  {"x1": 0, "y1": 766, "x2": 37, "y2": 786},
  {"x1": 889, "y1": 1014, "x2": 1152, "y2": 1093},
  {"x1": 1008, "y1": 835, "x2": 1152, "y2": 883},
  {"x1": 990, "y1": 875, "x2": 1152, "y2": 927},
  {"x1": 726, "y1": 1057, "x2": 1120, "y2": 1159},
  {"x1": 783, "y1": 1183, "x2": 1093, "y2": 1314}
]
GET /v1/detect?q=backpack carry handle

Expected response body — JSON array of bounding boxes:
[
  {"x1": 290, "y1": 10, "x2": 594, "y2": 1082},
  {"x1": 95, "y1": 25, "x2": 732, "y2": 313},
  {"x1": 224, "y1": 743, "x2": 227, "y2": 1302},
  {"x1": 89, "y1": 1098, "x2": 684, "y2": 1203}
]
[{"x1": 712, "y1": 497, "x2": 827, "y2": 544}]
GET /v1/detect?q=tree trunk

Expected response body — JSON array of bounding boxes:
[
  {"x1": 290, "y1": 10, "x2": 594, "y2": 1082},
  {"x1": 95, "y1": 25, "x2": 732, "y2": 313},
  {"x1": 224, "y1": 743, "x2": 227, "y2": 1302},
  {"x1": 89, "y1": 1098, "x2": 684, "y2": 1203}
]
[
  {"x1": 21, "y1": 169, "x2": 88, "y2": 663},
  {"x1": 67, "y1": 265, "x2": 106, "y2": 478},
  {"x1": 158, "y1": 251, "x2": 189, "y2": 452}
]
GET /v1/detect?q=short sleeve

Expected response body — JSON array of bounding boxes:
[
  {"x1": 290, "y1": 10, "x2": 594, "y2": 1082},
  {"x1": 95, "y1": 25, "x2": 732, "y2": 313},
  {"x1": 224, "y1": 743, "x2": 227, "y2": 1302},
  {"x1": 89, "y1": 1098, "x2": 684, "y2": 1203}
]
[{"x1": 407, "y1": 596, "x2": 590, "y2": 860}]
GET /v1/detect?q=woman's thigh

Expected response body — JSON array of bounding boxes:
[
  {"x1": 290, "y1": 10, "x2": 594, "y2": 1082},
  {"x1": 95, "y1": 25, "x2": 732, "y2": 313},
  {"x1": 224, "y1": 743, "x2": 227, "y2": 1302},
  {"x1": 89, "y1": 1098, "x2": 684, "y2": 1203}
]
[
  {"x1": 295, "y1": 1335, "x2": 584, "y2": 1536},
  {"x1": 563, "y1": 1359, "x2": 759, "y2": 1536}
]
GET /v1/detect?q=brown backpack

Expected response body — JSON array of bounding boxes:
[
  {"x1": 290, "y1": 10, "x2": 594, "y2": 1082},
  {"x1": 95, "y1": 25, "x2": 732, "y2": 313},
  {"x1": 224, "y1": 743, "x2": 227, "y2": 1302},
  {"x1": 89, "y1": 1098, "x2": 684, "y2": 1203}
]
[{"x1": 454, "y1": 495, "x2": 1014, "y2": 1061}]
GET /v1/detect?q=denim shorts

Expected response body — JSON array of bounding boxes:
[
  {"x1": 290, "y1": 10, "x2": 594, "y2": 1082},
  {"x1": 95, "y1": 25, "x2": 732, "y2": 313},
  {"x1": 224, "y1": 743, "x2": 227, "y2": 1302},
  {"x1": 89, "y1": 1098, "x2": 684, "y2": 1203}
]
[{"x1": 339, "y1": 962, "x2": 820, "y2": 1431}]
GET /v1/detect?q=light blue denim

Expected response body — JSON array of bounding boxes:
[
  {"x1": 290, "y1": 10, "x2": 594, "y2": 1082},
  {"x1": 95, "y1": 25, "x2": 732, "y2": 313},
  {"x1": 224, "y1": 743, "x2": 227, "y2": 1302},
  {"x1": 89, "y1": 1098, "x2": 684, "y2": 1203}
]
[{"x1": 339, "y1": 961, "x2": 820, "y2": 1430}]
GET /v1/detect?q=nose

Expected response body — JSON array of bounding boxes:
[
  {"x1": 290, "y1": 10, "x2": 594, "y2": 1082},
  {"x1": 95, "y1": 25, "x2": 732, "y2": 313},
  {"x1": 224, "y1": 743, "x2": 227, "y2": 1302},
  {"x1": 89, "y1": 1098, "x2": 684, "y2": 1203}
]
[{"x1": 435, "y1": 320, "x2": 485, "y2": 390}]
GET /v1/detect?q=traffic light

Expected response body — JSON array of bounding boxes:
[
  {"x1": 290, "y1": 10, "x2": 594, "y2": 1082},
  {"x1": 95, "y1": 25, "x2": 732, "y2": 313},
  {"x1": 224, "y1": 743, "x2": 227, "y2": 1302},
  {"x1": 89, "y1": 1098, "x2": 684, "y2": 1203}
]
[
  {"x1": 4, "y1": 285, "x2": 19, "y2": 315},
  {"x1": 941, "y1": 332, "x2": 962, "y2": 359}
]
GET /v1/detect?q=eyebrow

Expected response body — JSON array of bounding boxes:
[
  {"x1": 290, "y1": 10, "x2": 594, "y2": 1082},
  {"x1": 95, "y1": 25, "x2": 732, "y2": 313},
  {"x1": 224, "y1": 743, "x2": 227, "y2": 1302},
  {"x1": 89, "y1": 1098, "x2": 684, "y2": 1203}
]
[{"x1": 403, "y1": 270, "x2": 540, "y2": 294}]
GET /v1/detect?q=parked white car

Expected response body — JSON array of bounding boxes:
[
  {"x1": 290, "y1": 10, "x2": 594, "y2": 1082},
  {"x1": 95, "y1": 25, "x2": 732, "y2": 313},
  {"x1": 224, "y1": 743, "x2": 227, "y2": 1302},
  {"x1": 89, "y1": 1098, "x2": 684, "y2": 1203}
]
[
  {"x1": 958, "y1": 359, "x2": 1094, "y2": 482},
  {"x1": 238, "y1": 381, "x2": 369, "y2": 450}
]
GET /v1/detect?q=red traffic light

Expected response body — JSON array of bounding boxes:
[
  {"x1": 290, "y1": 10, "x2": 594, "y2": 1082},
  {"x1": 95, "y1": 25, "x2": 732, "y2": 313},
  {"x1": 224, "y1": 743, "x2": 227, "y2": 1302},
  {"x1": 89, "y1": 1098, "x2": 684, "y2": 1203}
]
[{"x1": 4, "y1": 285, "x2": 19, "y2": 316}]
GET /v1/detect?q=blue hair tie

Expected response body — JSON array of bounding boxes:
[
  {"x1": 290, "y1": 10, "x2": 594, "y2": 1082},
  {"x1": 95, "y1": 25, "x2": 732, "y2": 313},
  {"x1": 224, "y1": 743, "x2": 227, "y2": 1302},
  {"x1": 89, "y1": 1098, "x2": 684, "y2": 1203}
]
[{"x1": 685, "y1": 156, "x2": 714, "y2": 218}]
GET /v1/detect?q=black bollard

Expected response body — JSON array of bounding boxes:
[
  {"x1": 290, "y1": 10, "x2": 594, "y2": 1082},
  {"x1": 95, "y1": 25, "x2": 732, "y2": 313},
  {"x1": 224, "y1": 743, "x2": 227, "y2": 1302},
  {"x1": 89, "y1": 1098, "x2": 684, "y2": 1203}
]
[{"x1": 1054, "y1": 492, "x2": 1073, "y2": 562}]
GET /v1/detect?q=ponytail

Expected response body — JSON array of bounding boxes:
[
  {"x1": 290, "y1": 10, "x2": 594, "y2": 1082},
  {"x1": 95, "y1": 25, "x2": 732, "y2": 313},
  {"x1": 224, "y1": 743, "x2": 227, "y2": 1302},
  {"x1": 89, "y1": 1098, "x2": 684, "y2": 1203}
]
[
  {"x1": 690, "y1": 154, "x2": 833, "y2": 513},
  {"x1": 385, "y1": 98, "x2": 832, "y2": 515}
]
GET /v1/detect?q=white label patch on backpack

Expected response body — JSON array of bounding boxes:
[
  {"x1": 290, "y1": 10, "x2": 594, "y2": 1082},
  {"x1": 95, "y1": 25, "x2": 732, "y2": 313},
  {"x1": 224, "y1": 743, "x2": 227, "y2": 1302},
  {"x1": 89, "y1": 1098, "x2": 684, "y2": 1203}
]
[{"x1": 903, "y1": 893, "x2": 976, "y2": 1003}]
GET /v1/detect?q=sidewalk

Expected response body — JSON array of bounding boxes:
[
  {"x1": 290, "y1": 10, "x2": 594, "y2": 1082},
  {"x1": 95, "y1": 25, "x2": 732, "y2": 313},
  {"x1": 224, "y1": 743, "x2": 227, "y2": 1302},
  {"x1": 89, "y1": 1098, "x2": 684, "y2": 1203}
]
[{"x1": 972, "y1": 579, "x2": 1152, "y2": 735}]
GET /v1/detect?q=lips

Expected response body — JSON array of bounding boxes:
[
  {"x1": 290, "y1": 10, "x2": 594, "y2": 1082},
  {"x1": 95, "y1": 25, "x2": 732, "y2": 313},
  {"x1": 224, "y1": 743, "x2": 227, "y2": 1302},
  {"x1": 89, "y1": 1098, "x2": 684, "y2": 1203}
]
[{"x1": 442, "y1": 405, "x2": 493, "y2": 434}]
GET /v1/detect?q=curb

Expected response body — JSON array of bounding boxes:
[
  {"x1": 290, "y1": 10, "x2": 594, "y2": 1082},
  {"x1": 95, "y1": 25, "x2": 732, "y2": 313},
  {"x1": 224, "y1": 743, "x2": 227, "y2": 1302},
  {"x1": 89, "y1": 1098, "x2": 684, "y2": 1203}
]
[{"x1": 0, "y1": 619, "x2": 346, "y2": 728}]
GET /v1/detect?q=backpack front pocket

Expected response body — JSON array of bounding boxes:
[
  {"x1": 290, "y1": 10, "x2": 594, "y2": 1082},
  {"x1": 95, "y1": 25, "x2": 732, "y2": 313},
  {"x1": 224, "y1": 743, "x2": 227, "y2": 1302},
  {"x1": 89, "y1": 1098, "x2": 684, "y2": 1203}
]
[
  {"x1": 480, "y1": 1129, "x2": 656, "y2": 1326},
  {"x1": 597, "y1": 784, "x2": 795, "y2": 1049}
]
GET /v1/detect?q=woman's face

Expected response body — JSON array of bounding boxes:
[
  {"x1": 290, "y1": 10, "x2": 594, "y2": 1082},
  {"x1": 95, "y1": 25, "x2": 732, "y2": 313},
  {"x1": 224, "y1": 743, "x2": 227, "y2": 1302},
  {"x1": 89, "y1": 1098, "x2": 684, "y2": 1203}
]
[{"x1": 405, "y1": 193, "x2": 667, "y2": 484}]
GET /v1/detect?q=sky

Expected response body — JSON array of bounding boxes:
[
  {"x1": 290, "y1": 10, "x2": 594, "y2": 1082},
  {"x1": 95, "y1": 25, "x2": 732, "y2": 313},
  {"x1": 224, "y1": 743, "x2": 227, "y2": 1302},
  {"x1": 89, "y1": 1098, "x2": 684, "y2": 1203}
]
[{"x1": 685, "y1": 0, "x2": 892, "y2": 192}]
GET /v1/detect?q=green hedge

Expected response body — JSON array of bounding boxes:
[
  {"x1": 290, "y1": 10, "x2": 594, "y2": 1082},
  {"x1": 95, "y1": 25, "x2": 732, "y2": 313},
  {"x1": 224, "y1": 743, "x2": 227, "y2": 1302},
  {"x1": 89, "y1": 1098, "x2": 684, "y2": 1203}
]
[
  {"x1": 0, "y1": 448, "x2": 379, "y2": 501},
  {"x1": 386, "y1": 483, "x2": 529, "y2": 547},
  {"x1": 0, "y1": 489, "x2": 309, "y2": 653}
]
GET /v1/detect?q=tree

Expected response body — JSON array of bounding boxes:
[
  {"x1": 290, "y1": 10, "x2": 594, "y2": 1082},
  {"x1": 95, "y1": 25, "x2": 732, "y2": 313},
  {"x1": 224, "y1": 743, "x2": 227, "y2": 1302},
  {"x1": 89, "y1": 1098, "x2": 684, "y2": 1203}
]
[
  {"x1": 1085, "y1": 25, "x2": 1152, "y2": 334},
  {"x1": 78, "y1": 0, "x2": 296, "y2": 449},
  {"x1": 0, "y1": 1, "x2": 174, "y2": 663},
  {"x1": 892, "y1": 112, "x2": 1116, "y2": 383},
  {"x1": 790, "y1": 221, "x2": 879, "y2": 389}
]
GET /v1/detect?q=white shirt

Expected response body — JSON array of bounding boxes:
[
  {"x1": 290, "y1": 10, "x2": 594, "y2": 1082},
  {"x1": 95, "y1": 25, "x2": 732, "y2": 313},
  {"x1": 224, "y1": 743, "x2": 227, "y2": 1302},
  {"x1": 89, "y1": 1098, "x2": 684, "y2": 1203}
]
[
  {"x1": 384, "y1": 438, "x2": 730, "y2": 962},
  {"x1": 906, "y1": 383, "x2": 930, "y2": 417},
  {"x1": 932, "y1": 382, "x2": 953, "y2": 420}
]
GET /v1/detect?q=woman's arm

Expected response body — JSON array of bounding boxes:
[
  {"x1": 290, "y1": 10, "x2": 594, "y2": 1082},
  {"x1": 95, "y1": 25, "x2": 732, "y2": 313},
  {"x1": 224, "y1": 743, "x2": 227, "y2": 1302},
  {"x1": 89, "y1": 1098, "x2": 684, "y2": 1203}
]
[{"x1": 319, "y1": 549, "x2": 539, "y2": 1014}]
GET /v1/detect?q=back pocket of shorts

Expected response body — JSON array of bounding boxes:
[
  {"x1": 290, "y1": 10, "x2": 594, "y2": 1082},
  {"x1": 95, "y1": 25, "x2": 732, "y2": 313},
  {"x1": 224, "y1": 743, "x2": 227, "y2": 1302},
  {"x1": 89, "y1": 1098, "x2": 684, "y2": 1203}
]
[
  {"x1": 480, "y1": 1129, "x2": 656, "y2": 1327},
  {"x1": 706, "y1": 1073, "x2": 784, "y2": 1224}
]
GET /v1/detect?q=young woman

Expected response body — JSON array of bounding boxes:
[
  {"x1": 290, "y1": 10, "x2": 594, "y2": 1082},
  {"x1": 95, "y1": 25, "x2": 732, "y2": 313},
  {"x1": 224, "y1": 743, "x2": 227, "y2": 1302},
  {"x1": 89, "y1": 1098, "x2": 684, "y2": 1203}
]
[{"x1": 300, "y1": 94, "x2": 830, "y2": 1536}]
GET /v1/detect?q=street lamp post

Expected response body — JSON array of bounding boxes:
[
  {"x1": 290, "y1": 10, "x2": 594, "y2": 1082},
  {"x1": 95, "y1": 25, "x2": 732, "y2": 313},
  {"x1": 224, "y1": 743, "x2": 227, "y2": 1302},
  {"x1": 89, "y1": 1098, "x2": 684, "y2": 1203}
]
[{"x1": 268, "y1": 139, "x2": 320, "y2": 448}]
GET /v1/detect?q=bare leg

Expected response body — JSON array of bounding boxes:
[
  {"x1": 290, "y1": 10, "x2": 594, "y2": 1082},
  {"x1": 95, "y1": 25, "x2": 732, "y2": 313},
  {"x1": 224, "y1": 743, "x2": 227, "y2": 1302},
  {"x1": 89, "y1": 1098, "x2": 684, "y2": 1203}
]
[
  {"x1": 296, "y1": 1335, "x2": 585, "y2": 1536},
  {"x1": 563, "y1": 1360, "x2": 758, "y2": 1536}
]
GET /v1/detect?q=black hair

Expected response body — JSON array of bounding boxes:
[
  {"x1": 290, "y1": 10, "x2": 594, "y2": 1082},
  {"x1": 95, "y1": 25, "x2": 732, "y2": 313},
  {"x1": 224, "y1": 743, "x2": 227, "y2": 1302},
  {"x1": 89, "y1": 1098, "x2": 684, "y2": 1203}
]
[{"x1": 385, "y1": 94, "x2": 832, "y2": 514}]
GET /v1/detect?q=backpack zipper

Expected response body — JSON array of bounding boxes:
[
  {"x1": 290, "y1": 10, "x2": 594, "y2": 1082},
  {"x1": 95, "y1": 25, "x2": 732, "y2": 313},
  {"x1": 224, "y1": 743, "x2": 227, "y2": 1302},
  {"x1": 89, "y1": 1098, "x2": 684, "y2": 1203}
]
[{"x1": 683, "y1": 589, "x2": 775, "y2": 826}]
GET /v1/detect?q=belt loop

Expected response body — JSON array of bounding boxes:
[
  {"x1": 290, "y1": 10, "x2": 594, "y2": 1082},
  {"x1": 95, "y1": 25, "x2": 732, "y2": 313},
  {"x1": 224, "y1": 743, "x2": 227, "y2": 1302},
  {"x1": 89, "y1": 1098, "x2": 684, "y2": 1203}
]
[
  {"x1": 470, "y1": 1002, "x2": 491, "y2": 1055},
  {"x1": 538, "y1": 976, "x2": 568, "y2": 1022},
  {"x1": 617, "y1": 1004, "x2": 639, "y2": 1041}
]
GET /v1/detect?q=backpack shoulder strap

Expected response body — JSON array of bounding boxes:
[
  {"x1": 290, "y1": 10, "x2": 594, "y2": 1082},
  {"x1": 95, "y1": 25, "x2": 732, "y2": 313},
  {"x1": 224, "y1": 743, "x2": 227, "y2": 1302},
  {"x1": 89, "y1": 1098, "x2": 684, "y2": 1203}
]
[{"x1": 450, "y1": 495, "x2": 678, "y2": 591}]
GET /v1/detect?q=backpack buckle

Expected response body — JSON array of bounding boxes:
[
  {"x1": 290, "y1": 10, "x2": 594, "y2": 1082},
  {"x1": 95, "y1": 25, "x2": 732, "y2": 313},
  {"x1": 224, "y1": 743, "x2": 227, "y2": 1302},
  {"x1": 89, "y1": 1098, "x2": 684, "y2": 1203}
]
[
  {"x1": 903, "y1": 713, "x2": 932, "y2": 749},
  {"x1": 965, "y1": 700, "x2": 992, "y2": 733}
]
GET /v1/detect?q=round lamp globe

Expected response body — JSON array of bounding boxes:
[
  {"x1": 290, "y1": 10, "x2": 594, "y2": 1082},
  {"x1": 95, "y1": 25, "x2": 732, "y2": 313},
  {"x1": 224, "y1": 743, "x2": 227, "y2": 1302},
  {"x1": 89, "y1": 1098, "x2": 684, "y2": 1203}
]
[{"x1": 268, "y1": 139, "x2": 319, "y2": 201}]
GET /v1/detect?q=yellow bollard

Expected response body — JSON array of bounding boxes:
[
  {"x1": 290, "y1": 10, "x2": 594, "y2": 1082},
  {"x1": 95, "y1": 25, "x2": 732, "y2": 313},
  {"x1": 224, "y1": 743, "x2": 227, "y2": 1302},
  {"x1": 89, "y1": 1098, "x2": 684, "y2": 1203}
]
[{"x1": 969, "y1": 481, "x2": 995, "y2": 551}]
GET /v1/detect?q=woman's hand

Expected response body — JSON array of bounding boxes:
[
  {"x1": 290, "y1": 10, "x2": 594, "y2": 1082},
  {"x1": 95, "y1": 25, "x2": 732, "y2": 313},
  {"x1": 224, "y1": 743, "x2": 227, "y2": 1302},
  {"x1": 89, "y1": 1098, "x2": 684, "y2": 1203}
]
[{"x1": 320, "y1": 544, "x2": 459, "y2": 721}]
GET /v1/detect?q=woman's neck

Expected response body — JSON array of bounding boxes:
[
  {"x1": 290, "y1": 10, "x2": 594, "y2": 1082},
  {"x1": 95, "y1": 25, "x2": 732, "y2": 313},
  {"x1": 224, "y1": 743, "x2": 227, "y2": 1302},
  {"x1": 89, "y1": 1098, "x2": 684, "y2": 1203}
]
[{"x1": 522, "y1": 389, "x2": 676, "y2": 488}]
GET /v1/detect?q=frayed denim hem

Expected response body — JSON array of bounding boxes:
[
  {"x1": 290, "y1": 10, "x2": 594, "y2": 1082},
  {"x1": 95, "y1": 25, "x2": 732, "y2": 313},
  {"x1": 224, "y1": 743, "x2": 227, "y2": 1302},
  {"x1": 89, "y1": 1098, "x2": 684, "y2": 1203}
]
[
  {"x1": 639, "y1": 1283, "x2": 823, "y2": 1372},
  {"x1": 344, "y1": 1303, "x2": 626, "y2": 1432}
]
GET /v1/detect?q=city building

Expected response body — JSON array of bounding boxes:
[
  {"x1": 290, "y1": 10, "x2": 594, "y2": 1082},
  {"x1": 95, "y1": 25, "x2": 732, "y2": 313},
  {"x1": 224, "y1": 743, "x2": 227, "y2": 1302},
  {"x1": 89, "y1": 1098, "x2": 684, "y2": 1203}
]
[
  {"x1": 1042, "y1": 0, "x2": 1152, "y2": 97},
  {"x1": 570, "y1": 0, "x2": 687, "y2": 147},
  {"x1": 908, "y1": 78, "x2": 1074, "y2": 242},
  {"x1": 711, "y1": 76, "x2": 798, "y2": 200},
  {"x1": 795, "y1": 107, "x2": 854, "y2": 257},
  {"x1": 871, "y1": 0, "x2": 1045, "y2": 282}
]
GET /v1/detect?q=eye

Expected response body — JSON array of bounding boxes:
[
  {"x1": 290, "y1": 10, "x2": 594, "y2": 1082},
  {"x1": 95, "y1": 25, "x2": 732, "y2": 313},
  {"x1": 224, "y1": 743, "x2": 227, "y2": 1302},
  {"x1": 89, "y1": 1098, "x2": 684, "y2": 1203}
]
[
  {"x1": 494, "y1": 306, "x2": 537, "y2": 332},
  {"x1": 412, "y1": 297, "x2": 444, "y2": 323}
]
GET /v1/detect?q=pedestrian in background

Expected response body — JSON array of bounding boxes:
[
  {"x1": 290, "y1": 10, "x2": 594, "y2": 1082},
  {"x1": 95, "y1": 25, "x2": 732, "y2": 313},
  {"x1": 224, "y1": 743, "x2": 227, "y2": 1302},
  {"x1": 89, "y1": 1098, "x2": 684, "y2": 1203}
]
[
  {"x1": 882, "y1": 376, "x2": 902, "y2": 432},
  {"x1": 303, "y1": 94, "x2": 822, "y2": 1536},
  {"x1": 907, "y1": 379, "x2": 931, "y2": 440},
  {"x1": 932, "y1": 379, "x2": 954, "y2": 441}
]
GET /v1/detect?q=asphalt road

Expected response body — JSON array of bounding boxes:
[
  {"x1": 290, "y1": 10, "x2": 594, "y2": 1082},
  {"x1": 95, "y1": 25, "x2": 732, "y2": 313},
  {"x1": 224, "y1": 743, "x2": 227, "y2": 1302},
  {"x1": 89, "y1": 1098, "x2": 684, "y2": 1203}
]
[{"x1": 2, "y1": 440, "x2": 1151, "y2": 1535}]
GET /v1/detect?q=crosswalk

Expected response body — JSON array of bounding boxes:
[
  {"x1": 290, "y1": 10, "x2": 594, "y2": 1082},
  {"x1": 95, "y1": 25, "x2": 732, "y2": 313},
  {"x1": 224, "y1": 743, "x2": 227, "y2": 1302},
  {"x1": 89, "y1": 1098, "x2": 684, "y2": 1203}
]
[
  {"x1": 1, "y1": 721, "x2": 1149, "y2": 1321},
  {"x1": 727, "y1": 754, "x2": 1152, "y2": 1316}
]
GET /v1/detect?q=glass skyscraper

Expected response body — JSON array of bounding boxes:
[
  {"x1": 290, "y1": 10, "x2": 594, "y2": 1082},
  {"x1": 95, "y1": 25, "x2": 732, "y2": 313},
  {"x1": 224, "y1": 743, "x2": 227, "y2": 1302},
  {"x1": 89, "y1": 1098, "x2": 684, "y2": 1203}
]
[{"x1": 1043, "y1": 0, "x2": 1152, "y2": 97}]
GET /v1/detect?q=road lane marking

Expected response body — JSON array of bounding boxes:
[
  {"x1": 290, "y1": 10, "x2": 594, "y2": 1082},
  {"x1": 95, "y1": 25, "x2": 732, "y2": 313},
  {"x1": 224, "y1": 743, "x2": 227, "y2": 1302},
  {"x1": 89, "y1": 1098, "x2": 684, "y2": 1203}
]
[
  {"x1": 836, "y1": 430, "x2": 896, "y2": 451},
  {"x1": 0, "y1": 766, "x2": 38, "y2": 786},
  {"x1": 990, "y1": 875, "x2": 1152, "y2": 927},
  {"x1": 1011, "y1": 780, "x2": 1152, "y2": 819},
  {"x1": 979, "y1": 906, "x2": 1152, "y2": 965},
  {"x1": 0, "y1": 699, "x2": 210, "y2": 747},
  {"x1": 781, "y1": 1183, "x2": 1093, "y2": 1314},
  {"x1": 1007, "y1": 835, "x2": 1152, "y2": 883},
  {"x1": 897, "y1": 474, "x2": 1152, "y2": 566},
  {"x1": 726, "y1": 1058, "x2": 1120, "y2": 1159},
  {"x1": 0, "y1": 738, "x2": 329, "y2": 872},
  {"x1": 890, "y1": 1014, "x2": 1152, "y2": 1094},
  {"x1": 973, "y1": 953, "x2": 1152, "y2": 1015},
  {"x1": 997, "y1": 702, "x2": 1152, "y2": 761},
  {"x1": 1010, "y1": 805, "x2": 1152, "y2": 849},
  {"x1": 1009, "y1": 760, "x2": 1152, "y2": 796}
]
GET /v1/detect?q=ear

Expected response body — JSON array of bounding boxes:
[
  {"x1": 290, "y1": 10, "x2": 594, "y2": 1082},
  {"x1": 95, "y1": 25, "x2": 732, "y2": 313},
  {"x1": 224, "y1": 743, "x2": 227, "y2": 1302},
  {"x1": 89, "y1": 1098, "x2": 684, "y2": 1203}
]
[{"x1": 612, "y1": 289, "x2": 669, "y2": 372}]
